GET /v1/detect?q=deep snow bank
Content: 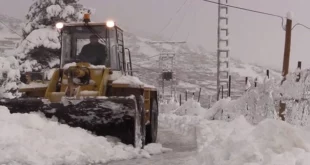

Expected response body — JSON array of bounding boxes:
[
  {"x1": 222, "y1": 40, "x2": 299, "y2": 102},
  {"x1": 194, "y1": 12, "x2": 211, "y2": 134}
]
[
  {"x1": 159, "y1": 97, "x2": 310, "y2": 165},
  {"x1": 0, "y1": 106, "x2": 171, "y2": 165},
  {"x1": 196, "y1": 116, "x2": 310, "y2": 165}
]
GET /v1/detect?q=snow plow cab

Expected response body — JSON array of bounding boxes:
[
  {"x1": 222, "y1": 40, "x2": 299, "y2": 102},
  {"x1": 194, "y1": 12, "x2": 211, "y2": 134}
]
[{"x1": 0, "y1": 17, "x2": 158, "y2": 148}]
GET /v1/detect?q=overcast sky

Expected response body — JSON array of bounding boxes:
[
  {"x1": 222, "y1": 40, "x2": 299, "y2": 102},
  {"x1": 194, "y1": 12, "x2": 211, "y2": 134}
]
[{"x1": 0, "y1": 0, "x2": 309, "y2": 71}]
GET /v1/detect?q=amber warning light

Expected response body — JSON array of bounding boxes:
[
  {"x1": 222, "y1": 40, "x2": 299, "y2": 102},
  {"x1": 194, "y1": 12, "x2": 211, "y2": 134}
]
[{"x1": 84, "y1": 13, "x2": 90, "y2": 23}]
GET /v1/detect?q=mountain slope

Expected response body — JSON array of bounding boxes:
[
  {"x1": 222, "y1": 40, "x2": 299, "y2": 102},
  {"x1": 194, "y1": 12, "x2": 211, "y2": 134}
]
[{"x1": 124, "y1": 32, "x2": 282, "y2": 107}]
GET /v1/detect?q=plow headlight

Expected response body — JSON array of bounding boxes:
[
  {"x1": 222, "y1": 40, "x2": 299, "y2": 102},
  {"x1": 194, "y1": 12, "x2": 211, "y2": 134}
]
[
  {"x1": 106, "y1": 20, "x2": 115, "y2": 28},
  {"x1": 56, "y1": 22, "x2": 64, "y2": 29}
]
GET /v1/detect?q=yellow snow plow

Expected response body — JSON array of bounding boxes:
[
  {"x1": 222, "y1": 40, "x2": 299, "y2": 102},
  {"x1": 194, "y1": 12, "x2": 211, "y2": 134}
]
[{"x1": 0, "y1": 15, "x2": 158, "y2": 148}]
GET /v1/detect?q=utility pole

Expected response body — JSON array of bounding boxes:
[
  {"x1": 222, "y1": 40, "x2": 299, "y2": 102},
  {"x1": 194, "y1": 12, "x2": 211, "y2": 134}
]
[
  {"x1": 279, "y1": 14, "x2": 293, "y2": 121},
  {"x1": 217, "y1": 0, "x2": 230, "y2": 100}
]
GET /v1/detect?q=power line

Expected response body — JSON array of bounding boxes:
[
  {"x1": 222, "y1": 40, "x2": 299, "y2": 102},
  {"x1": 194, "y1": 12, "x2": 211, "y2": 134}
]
[
  {"x1": 203, "y1": 0, "x2": 284, "y2": 19},
  {"x1": 292, "y1": 23, "x2": 310, "y2": 31},
  {"x1": 204, "y1": 0, "x2": 310, "y2": 32},
  {"x1": 185, "y1": 0, "x2": 198, "y2": 42},
  {"x1": 169, "y1": 0, "x2": 195, "y2": 40},
  {"x1": 0, "y1": 20, "x2": 40, "y2": 45},
  {"x1": 0, "y1": 20, "x2": 25, "y2": 38},
  {"x1": 157, "y1": 0, "x2": 190, "y2": 35},
  {"x1": 203, "y1": 0, "x2": 286, "y2": 30}
]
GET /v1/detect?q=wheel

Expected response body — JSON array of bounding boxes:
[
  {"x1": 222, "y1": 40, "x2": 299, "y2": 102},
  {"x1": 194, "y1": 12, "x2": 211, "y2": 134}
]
[
  {"x1": 134, "y1": 95, "x2": 146, "y2": 148},
  {"x1": 138, "y1": 95, "x2": 146, "y2": 148},
  {"x1": 146, "y1": 98, "x2": 158, "y2": 144}
]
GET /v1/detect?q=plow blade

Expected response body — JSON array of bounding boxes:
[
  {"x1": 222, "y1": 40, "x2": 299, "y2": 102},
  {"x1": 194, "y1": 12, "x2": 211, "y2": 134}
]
[{"x1": 0, "y1": 96, "x2": 144, "y2": 148}]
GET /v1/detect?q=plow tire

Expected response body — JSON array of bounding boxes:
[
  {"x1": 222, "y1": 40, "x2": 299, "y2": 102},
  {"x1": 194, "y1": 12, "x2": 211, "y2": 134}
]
[{"x1": 146, "y1": 98, "x2": 158, "y2": 144}]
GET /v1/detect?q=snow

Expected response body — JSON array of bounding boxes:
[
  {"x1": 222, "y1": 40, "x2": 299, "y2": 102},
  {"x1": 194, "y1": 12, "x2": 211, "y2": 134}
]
[
  {"x1": 137, "y1": 42, "x2": 158, "y2": 57},
  {"x1": 287, "y1": 11, "x2": 294, "y2": 20},
  {"x1": 46, "y1": 5, "x2": 62, "y2": 19},
  {"x1": 230, "y1": 63, "x2": 266, "y2": 83},
  {"x1": 0, "y1": 56, "x2": 20, "y2": 98},
  {"x1": 196, "y1": 116, "x2": 310, "y2": 165},
  {"x1": 113, "y1": 75, "x2": 144, "y2": 86},
  {"x1": 177, "y1": 81, "x2": 200, "y2": 91},
  {"x1": 79, "y1": 90, "x2": 98, "y2": 95},
  {"x1": 143, "y1": 143, "x2": 172, "y2": 155},
  {"x1": 90, "y1": 65, "x2": 106, "y2": 69},
  {"x1": 245, "y1": 78, "x2": 252, "y2": 90},
  {"x1": 157, "y1": 84, "x2": 310, "y2": 165},
  {"x1": 113, "y1": 75, "x2": 155, "y2": 88},
  {"x1": 61, "y1": 5, "x2": 75, "y2": 18},
  {"x1": 19, "y1": 82, "x2": 48, "y2": 89},
  {"x1": 174, "y1": 98, "x2": 206, "y2": 116},
  {"x1": 63, "y1": 62, "x2": 106, "y2": 69},
  {"x1": 48, "y1": 58, "x2": 60, "y2": 68},
  {"x1": 0, "y1": 106, "x2": 170, "y2": 165},
  {"x1": 19, "y1": 59, "x2": 38, "y2": 72},
  {"x1": 17, "y1": 27, "x2": 60, "y2": 56},
  {"x1": 63, "y1": 62, "x2": 77, "y2": 69}
]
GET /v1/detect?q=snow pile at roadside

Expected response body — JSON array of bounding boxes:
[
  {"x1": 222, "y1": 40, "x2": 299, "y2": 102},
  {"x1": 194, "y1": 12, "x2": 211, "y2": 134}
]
[
  {"x1": 159, "y1": 97, "x2": 310, "y2": 165},
  {"x1": 196, "y1": 116, "x2": 310, "y2": 165},
  {"x1": 159, "y1": 98, "x2": 205, "y2": 136},
  {"x1": 0, "y1": 106, "x2": 170, "y2": 165},
  {"x1": 174, "y1": 98, "x2": 206, "y2": 116},
  {"x1": 159, "y1": 98, "x2": 180, "y2": 114}
]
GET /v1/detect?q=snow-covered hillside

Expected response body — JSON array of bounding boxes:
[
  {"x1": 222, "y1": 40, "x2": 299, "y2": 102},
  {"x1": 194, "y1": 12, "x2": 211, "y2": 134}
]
[
  {"x1": 124, "y1": 32, "x2": 282, "y2": 107},
  {"x1": 0, "y1": 14, "x2": 22, "y2": 53}
]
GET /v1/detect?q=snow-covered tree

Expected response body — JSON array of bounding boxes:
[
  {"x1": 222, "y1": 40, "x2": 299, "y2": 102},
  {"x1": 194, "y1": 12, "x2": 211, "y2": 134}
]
[
  {"x1": 0, "y1": 56, "x2": 21, "y2": 98},
  {"x1": 17, "y1": 0, "x2": 94, "y2": 72}
]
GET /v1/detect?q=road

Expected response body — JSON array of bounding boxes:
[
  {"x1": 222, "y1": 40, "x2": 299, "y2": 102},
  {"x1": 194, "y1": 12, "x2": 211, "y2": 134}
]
[{"x1": 104, "y1": 124, "x2": 199, "y2": 165}]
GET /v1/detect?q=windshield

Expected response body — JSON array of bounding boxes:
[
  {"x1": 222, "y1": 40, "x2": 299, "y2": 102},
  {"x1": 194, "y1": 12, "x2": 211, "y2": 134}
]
[{"x1": 60, "y1": 25, "x2": 120, "y2": 70}]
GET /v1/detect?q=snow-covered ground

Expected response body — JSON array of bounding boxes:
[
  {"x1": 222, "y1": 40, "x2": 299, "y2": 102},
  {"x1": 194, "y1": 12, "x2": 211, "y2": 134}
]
[
  {"x1": 2, "y1": 69, "x2": 310, "y2": 164},
  {"x1": 0, "y1": 9, "x2": 310, "y2": 165},
  {"x1": 0, "y1": 106, "x2": 171, "y2": 165}
]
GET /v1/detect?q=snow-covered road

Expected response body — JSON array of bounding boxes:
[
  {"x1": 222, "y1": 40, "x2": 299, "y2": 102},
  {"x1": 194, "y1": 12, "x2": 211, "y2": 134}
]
[{"x1": 104, "y1": 124, "x2": 199, "y2": 165}]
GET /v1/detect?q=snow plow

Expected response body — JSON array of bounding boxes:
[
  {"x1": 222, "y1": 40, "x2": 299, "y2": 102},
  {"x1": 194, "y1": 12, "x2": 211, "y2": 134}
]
[{"x1": 0, "y1": 14, "x2": 158, "y2": 148}]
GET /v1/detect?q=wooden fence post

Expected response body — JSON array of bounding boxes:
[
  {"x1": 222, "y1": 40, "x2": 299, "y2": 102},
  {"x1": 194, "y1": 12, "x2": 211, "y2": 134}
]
[
  {"x1": 179, "y1": 94, "x2": 182, "y2": 106},
  {"x1": 198, "y1": 88, "x2": 202, "y2": 102},
  {"x1": 185, "y1": 91, "x2": 187, "y2": 101},
  {"x1": 296, "y1": 61, "x2": 301, "y2": 82}
]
